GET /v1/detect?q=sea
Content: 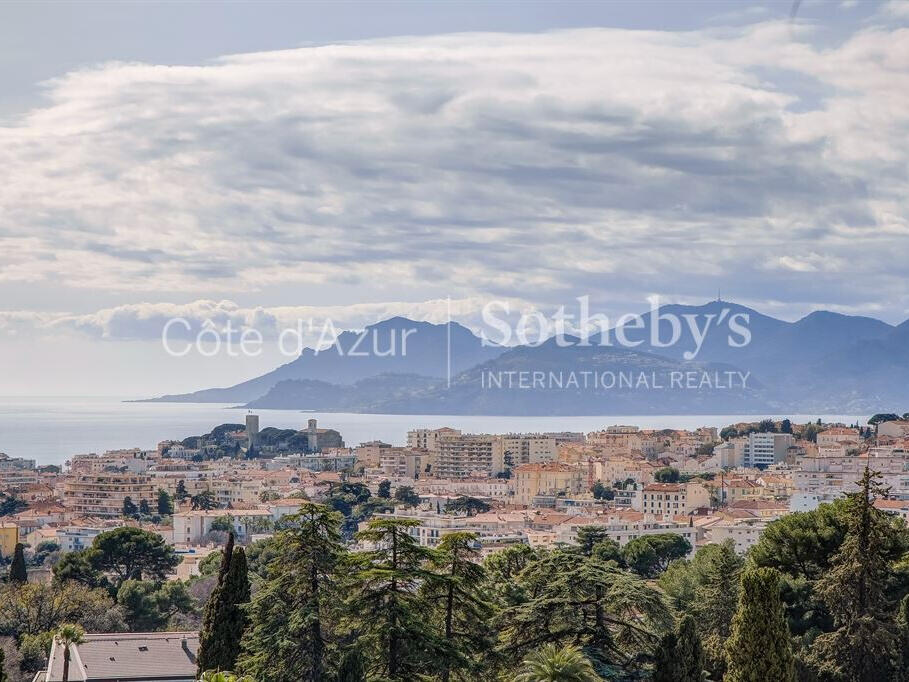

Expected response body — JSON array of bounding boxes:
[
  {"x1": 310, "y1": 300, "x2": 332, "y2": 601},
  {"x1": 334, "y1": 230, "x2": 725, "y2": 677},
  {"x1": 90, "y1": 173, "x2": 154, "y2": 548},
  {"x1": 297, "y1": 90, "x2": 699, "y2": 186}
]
[{"x1": 0, "y1": 396, "x2": 869, "y2": 467}]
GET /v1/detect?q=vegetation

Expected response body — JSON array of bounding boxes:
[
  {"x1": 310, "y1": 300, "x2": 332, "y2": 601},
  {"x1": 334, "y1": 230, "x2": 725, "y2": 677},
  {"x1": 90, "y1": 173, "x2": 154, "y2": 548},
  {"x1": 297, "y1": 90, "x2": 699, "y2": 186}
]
[{"x1": 197, "y1": 533, "x2": 250, "y2": 675}]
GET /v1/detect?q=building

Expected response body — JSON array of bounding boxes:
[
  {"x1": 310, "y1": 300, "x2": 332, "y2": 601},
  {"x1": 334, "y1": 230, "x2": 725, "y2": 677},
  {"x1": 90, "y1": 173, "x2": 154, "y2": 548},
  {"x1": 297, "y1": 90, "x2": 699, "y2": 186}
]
[
  {"x1": 512, "y1": 462, "x2": 584, "y2": 505},
  {"x1": 0, "y1": 452, "x2": 36, "y2": 470},
  {"x1": 173, "y1": 509, "x2": 274, "y2": 545},
  {"x1": 502, "y1": 434, "x2": 557, "y2": 467},
  {"x1": 0, "y1": 522, "x2": 18, "y2": 556},
  {"x1": 41, "y1": 632, "x2": 200, "y2": 682},
  {"x1": 246, "y1": 413, "x2": 260, "y2": 448},
  {"x1": 641, "y1": 483, "x2": 687, "y2": 520},
  {"x1": 63, "y1": 472, "x2": 156, "y2": 517},
  {"x1": 878, "y1": 420, "x2": 909, "y2": 439},
  {"x1": 743, "y1": 432, "x2": 794, "y2": 469},
  {"x1": 304, "y1": 418, "x2": 345, "y2": 452},
  {"x1": 436, "y1": 434, "x2": 505, "y2": 478}
]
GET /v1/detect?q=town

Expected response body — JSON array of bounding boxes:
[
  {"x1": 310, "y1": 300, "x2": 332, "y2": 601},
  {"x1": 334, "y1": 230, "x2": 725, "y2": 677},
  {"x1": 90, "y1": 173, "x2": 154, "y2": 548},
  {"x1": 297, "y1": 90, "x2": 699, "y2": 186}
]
[{"x1": 2, "y1": 412, "x2": 908, "y2": 680}]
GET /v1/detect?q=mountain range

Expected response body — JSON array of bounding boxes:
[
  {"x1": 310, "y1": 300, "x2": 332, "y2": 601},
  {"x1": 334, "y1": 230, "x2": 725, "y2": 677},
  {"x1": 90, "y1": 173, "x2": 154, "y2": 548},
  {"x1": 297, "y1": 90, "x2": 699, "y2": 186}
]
[{"x1": 142, "y1": 302, "x2": 909, "y2": 415}]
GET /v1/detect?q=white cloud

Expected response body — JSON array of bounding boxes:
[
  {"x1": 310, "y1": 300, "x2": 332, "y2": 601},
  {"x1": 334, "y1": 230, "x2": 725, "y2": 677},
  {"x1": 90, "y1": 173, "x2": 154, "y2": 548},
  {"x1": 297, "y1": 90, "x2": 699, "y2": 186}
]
[{"x1": 0, "y1": 23, "x2": 908, "y2": 318}]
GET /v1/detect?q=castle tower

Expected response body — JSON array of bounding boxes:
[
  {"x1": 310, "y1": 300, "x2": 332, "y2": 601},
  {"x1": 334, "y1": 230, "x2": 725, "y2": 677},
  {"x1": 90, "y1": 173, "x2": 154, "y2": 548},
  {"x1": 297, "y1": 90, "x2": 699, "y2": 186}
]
[{"x1": 246, "y1": 414, "x2": 259, "y2": 448}]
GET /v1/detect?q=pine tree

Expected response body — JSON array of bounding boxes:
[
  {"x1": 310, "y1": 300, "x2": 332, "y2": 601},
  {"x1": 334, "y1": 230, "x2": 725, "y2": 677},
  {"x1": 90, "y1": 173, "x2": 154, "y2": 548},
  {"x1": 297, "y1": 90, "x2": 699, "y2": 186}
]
[
  {"x1": 8, "y1": 543, "x2": 27, "y2": 583},
  {"x1": 238, "y1": 503, "x2": 345, "y2": 682},
  {"x1": 197, "y1": 534, "x2": 249, "y2": 676},
  {"x1": 346, "y1": 518, "x2": 444, "y2": 679},
  {"x1": 0, "y1": 646, "x2": 7, "y2": 682},
  {"x1": 157, "y1": 488, "x2": 174, "y2": 515},
  {"x1": 651, "y1": 630, "x2": 681, "y2": 682},
  {"x1": 724, "y1": 567, "x2": 795, "y2": 682},
  {"x1": 897, "y1": 594, "x2": 909, "y2": 682},
  {"x1": 809, "y1": 467, "x2": 901, "y2": 681},
  {"x1": 422, "y1": 532, "x2": 493, "y2": 681}
]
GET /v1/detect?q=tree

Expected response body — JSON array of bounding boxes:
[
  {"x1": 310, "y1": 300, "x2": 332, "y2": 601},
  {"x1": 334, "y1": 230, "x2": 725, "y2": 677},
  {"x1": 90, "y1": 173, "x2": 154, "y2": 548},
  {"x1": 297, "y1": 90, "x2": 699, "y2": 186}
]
[
  {"x1": 238, "y1": 504, "x2": 345, "y2": 682},
  {"x1": 117, "y1": 579, "x2": 195, "y2": 631},
  {"x1": 652, "y1": 615, "x2": 704, "y2": 682},
  {"x1": 377, "y1": 480, "x2": 391, "y2": 499},
  {"x1": 654, "y1": 467, "x2": 680, "y2": 483},
  {"x1": 53, "y1": 549, "x2": 108, "y2": 589},
  {"x1": 139, "y1": 498, "x2": 151, "y2": 516},
  {"x1": 176, "y1": 480, "x2": 188, "y2": 502},
  {"x1": 0, "y1": 582, "x2": 125, "y2": 637},
  {"x1": 808, "y1": 467, "x2": 902, "y2": 681},
  {"x1": 157, "y1": 488, "x2": 174, "y2": 515},
  {"x1": 422, "y1": 532, "x2": 493, "y2": 681},
  {"x1": 8, "y1": 543, "x2": 27, "y2": 583},
  {"x1": 694, "y1": 539, "x2": 742, "y2": 679},
  {"x1": 513, "y1": 643, "x2": 599, "y2": 682},
  {"x1": 622, "y1": 534, "x2": 691, "y2": 578},
  {"x1": 198, "y1": 533, "x2": 250, "y2": 676},
  {"x1": 498, "y1": 548, "x2": 672, "y2": 672},
  {"x1": 191, "y1": 489, "x2": 218, "y2": 511},
  {"x1": 591, "y1": 480, "x2": 612, "y2": 500},
  {"x1": 91, "y1": 527, "x2": 181, "y2": 588},
  {"x1": 346, "y1": 518, "x2": 442, "y2": 679},
  {"x1": 0, "y1": 493, "x2": 27, "y2": 518},
  {"x1": 55, "y1": 623, "x2": 85, "y2": 682},
  {"x1": 0, "y1": 646, "x2": 6, "y2": 682},
  {"x1": 122, "y1": 496, "x2": 138, "y2": 517},
  {"x1": 335, "y1": 646, "x2": 366, "y2": 682},
  {"x1": 446, "y1": 496, "x2": 491, "y2": 516},
  {"x1": 393, "y1": 485, "x2": 420, "y2": 507},
  {"x1": 209, "y1": 515, "x2": 235, "y2": 533},
  {"x1": 724, "y1": 567, "x2": 795, "y2": 682}
]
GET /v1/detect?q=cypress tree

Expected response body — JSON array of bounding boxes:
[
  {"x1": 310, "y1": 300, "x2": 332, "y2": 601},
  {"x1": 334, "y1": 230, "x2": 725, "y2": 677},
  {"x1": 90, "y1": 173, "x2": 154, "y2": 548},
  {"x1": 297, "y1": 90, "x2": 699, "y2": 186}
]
[
  {"x1": 696, "y1": 539, "x2": 742, "y2": 678},
  {"x1": 8, "y1": 543, "x2": 27, "y2": 583},
  {"x1": 197, "y1": 534, "x2": 249, "y2": 675},
  {"x1": 724, "y1": 567, "x2": 795, "y2": 682},
  {"x1": 898, "y1": 594, "x2": 909, "y2": 682},
  {"x1": 653, "y1": 615, "x2": 704, "y2": 682},
  {"x1": 675, "y1": 615, "x2": 705, "y2": 682}
]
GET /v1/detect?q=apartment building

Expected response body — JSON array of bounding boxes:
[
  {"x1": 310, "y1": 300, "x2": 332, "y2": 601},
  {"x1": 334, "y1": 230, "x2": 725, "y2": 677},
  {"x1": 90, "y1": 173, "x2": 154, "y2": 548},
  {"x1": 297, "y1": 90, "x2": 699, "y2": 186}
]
[
  {"x1": 512, "y1": 462, "x2": 584, "y2": 505},
  {"x1": 743, "y1": 432, "x2": 794, "y2": 469},
  {"x1": 436, "y1": 434, "x2": 505, "y2": 478},
  {"x1": 377, "y1": 448, "x2": 424, "y2": 478},
  {"x1": 173, "y1": 509, "x2": 274, "y2": 545},
  {"x1": 501, "y1": 434, "x2": 557, "y2": 466},
  {"x1": 63, "y1": 471, "x2": 156, "y2": 517}
]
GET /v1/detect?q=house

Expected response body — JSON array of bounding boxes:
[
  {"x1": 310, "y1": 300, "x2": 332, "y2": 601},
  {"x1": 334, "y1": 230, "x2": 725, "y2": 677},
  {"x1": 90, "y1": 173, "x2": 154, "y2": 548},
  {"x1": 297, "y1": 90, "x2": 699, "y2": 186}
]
[{"x1": 41, "y1": 632, "x2": 199, "y2": 681}]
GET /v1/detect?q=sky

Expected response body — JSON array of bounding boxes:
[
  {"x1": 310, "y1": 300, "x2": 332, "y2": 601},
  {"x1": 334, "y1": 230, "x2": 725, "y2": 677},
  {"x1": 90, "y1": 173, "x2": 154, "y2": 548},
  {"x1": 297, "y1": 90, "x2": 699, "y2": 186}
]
[{"x1": 1, "y1": 0, "x2": 908, "y2": 396}]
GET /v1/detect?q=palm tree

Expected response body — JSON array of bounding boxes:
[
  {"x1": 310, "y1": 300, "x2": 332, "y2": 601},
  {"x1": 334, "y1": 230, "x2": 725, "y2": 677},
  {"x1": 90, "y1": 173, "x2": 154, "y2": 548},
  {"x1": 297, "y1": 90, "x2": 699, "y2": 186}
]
[
  {"x1": 514, "y1": 644, "x2": 600, "y2": 682},
  {"x1": 55, "y1": 624, "x2": 85, "y2": 682}
]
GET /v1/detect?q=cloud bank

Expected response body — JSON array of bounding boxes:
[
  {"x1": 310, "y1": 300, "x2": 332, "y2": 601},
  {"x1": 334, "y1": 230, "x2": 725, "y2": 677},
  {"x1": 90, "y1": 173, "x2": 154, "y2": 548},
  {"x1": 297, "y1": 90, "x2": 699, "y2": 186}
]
[{"x1": 1, "y1": 19, "x2": 909, "y2": 319}]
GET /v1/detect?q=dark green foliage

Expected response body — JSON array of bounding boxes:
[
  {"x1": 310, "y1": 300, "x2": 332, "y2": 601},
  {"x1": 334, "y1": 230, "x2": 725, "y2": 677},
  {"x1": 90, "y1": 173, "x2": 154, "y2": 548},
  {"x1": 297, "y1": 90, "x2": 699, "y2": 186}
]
[
  {"x1": 117, "y1": 579, "x2": 195, "y2": 631},
  {"x1": 122, "y1": 496, "x2": 138, "y2": 517},
  {"x1": 591, "y1": 481, "x2": 614, "y2": 500},
  {"x1": 197, "y1": 538, "x2": 249, "y2": 676},
  {"x1": 622, "y1": 533, "x2": 691, "y2": 578},
  {"x1": 653, "y1": 467, "x2": 680, "y2": 483},
  {"x1": 393, "y1": 485, "x2": 420, "y2": 507},
  {"x1": 422, "y1": 532, "x2": 493, "y2": 680},
  {"x1": 725, "y1": 567, "x2": 795, "y2": 682},
  {"x1": 0, "y1": 493, "x2": 27, "y2": 518},
  {"x1": 9, "y1": 543, "x2": 27, "y2": 583},
  {"x1": 176, "y1": 480, "x2": 188, "y2": 501},
  {"x1": 377, "y1": 479, "x2": 391, "y2": 498},
  {"x1": 156, "y1": 488, "x2": 173, "y2": 515},
  {"x1": 138, "y1": 498, "x2": 151, "y2": 516},
  {"x1": 653, "y1": 615, "x2": 704, "y2": 682},
  {"x1": 238, "y1": 504, "x2": 344, "y2": 682},
  {"x1": 807, "y1": 467, "x2": 902, "y2": 681},
  {"x1": 497, "y1": 547, "x2": 672, "y2": 674},
  {"x1": 345, "y1": 518, "x2": 444, "y2": 679},
  {"x1": 191, "y1": 489, "x2": 218, "y2": 510},
  {"x1": 445, "y1": 495, "x2": 491, "y2": 516},
  {"x1": 0, "y1": 646, "x2": 6, "y2": 682},
  {"x1": 335, "y1": 646, "x2": 366, "y2": 682},
  {"x1": 89, "y1": 527, "x2": 181, "y2": 588}
]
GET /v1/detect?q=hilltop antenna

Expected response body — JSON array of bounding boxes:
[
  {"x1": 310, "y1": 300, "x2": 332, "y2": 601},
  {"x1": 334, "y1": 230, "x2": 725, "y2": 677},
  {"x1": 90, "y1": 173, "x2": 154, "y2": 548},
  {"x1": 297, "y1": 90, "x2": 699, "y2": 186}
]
[{"x1": 717, "y1": 288, "x2": 722, "y2": 303}]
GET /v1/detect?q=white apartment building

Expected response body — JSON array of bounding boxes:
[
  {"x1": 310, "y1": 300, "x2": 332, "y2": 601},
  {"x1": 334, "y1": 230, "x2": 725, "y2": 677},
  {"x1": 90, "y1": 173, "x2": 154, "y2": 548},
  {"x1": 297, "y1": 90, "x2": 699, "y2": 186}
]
[
  {"x1": 173, "y1": 509, "x2": 274, "y2": 545},
  {"x1": 63, "y1": 471, "x2": 156, "y2": 517},
  {"x1": 743, "y1": 432, "x2": 794, "y2": 469}
]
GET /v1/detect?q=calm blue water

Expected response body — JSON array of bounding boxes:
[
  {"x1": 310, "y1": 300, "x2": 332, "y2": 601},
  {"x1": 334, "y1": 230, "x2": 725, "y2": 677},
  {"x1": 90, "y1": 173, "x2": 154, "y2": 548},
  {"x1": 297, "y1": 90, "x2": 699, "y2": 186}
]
[{"x1": 0, "y1": 396, "x2": 868, "y2": 466}]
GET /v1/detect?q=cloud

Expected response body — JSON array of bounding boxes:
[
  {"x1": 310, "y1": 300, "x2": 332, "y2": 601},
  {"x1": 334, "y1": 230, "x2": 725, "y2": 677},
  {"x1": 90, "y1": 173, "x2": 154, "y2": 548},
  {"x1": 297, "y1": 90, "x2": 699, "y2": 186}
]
[{"x1": 1, "y1": 22, "x2": 908, "y2": 320}]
